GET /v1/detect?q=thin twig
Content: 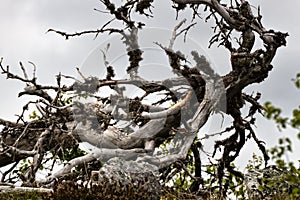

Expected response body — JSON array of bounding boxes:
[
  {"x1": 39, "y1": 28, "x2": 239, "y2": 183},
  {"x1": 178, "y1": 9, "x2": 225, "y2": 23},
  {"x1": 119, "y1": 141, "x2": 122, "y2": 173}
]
[{"x1": 12, "y1": 122, "x2": 33, "y2": 147}]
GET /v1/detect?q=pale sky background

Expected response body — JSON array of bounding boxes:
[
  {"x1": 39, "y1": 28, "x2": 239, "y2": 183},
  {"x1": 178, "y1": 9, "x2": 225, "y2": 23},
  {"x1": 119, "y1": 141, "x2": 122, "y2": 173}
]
[{"x1": 0, "y1": 0, "x2": 299, "y2": 170}]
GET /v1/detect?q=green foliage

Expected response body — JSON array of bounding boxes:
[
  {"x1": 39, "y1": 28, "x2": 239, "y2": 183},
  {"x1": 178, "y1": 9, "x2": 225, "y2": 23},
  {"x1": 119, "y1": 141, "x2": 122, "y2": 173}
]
[
  {"x1": 55, "y1": 146, "x2": 88, "y2": 174},
  {"x1": 292, "y1": 73, "x2": 300, "y2": 89},
  {"x1": 269, "y1": 137, "x2": 293, "y2": 162},
  {"x1": 12, "y1": 158, "x2": 32, "y2": 177},
  {"x1": 246, "y1": 154, "x2": 300, "y2": 199},
  {"x1": 264, "y1": 73, "x2": 300, "y2": 130},
  {"x1": 57, "y1": 92, "x2": 72, "y2": 106},
  {"x1": 20, "y1": 72, "x2": 300, "y2": 199},
  {"x1": 291, "y1": 107, "x2": 300, "y2": 128},
  {"x1": 57, "y1": 147, "x2": 87, "y2": 162},
  {"x1": 264, "y1": 101, "x2": 288, "y2": 130},
  {"x1": 168, "y1": 72, "x2": 300, "y2": 199},
  {"x1": 265, "y1": 100, "x2": 300, "y2": 133},
  {"x1": 262, "y1": 74, "x2": 300, "y2": 163},
  {"x1": 204, "y1": 164, "x2": 246, "y2": 200},
  {"x1": 263, "y1": 73, "x2": 300, "y2": 162},
  {"x1": 248, "y1": 72, "x2": 300, "y2": 199},
  {"x1": 246, "y1": 153, "x2": 264, "y2": 170},
  {"x1": 29, "y1": 110, "x2": 42, "y2": 120}
]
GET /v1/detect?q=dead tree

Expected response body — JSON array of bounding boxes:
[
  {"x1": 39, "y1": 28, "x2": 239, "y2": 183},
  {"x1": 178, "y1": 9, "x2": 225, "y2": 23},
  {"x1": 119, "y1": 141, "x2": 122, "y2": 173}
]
[{"x1": 0, "y1": 0, "x2": 287, "y2": 198}]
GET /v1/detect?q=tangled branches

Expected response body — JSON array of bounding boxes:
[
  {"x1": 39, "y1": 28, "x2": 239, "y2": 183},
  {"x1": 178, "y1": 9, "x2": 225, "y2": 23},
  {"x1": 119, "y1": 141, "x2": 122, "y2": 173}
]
[{"x1": 0, "y1": 0, "x2": 287, "y2": 198}]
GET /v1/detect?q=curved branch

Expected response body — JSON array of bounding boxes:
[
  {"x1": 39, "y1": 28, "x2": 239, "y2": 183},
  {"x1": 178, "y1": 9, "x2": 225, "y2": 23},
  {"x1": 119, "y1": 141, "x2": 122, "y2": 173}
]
[
  {"x1": 141, "y1": 90, "x2": 192, "y2": 119},
  {"x1": 41, "y1": 148, "x2": 146, "y2": 184},
  {"x1": 138, "y1": 77, "x2": 223, "y2": 168}
]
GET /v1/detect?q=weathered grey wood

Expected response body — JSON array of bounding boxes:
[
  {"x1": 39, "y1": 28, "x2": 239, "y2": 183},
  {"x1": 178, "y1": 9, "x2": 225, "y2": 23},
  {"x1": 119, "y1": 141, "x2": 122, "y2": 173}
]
[{"x1": 0, "y1": 186, "x2": 53, "y2": 194}]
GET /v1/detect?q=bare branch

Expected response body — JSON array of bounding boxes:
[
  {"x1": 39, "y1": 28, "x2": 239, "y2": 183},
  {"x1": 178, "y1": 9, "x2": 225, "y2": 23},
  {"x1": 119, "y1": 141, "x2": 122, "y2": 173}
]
[
  {"x1": 47, "y1": 28, "x2": 123, "y2": 40},
  {"x1": 141, "y1": 90, "x2": 192, "y2": 119},
  {"x1": 41, "y1": 148, "x2": 146, "y2": 184}
]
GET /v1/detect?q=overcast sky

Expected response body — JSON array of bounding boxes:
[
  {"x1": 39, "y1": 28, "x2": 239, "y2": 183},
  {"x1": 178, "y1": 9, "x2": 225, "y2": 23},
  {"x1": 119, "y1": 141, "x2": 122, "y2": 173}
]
[{"x1": 0, "y1": 0, "x2": 299, "y2": 169}]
